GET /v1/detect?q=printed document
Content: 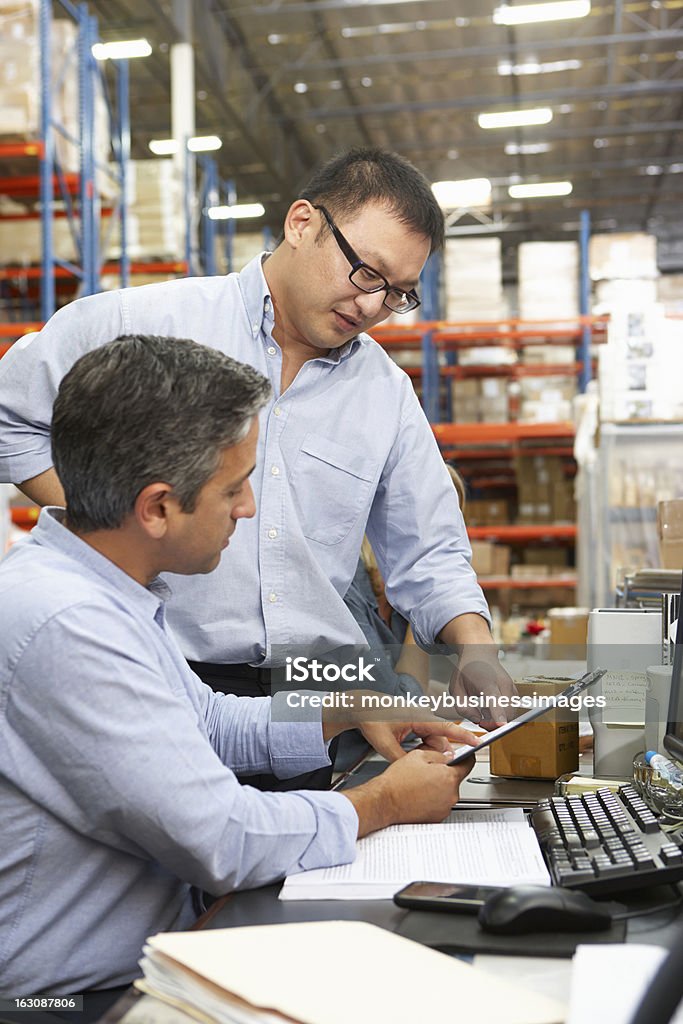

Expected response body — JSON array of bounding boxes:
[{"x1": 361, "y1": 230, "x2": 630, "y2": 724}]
[{"x1": 280, "y1": 810, "x2": 550, "y2": 900}]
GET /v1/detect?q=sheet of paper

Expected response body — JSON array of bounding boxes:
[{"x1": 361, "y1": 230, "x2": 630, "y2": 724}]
[
  {"x1": 145, "y1": 921, "x2": 564, "y2": 1024},
  {"x1": 568, "y1": 944, "x2": 683, "y2": 1024},
  {"x1": 280, "y1": 818, "x2": 550, "y2": 900}
]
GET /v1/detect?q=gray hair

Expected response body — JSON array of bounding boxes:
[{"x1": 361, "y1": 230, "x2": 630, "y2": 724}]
[{"x1": 52, "y1": 334, "x2": 271, "y2": 532}]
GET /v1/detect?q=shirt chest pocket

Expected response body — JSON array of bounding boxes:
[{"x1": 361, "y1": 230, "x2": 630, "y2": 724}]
[{"x1": 293, "y1": 433, "x2": 377, "y2": 546}]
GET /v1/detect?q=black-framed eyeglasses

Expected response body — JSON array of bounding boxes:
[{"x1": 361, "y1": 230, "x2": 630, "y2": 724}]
[{"x1": 313, "y1": 204, "x2": 421, "y2": 315}]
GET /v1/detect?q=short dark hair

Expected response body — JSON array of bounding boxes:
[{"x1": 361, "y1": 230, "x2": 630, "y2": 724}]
[
  {"x1": 298, "y1": 147, "x2": 444, "y2": 253},
  {"x1": 52, "y1": 335, "x2": 271, "y2": 532}
]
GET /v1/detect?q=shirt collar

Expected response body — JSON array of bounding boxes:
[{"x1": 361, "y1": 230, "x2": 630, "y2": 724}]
[
  {"x1": 32, "y1": 508, "x2": 171, "y2": 616},
  {"x1": 237, "y1": 253, "x2": 365, "y2": 364}
]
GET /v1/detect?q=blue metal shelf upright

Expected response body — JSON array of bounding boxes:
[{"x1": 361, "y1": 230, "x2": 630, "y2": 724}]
[{"x1": 38, "y1": 0, "x2": 130, "y2": 320}]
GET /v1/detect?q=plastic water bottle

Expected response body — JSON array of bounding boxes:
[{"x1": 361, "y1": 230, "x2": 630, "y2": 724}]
[{"x1": 645, "y1": 751, "x2": 683, "y2": 789}]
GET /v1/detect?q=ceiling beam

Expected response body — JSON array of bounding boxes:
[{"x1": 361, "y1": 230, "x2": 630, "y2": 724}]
[
  {"x1": 281, "y1": 30, "x2": 683, "y2": 74},
  {"x1": 286, "y1": 77, "x2": 683, "y2": 122}
]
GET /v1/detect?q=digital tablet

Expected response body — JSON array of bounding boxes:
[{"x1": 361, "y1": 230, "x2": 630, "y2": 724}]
[{"x1": 448, "y1": 667, "x2": 606, "y2": 765}]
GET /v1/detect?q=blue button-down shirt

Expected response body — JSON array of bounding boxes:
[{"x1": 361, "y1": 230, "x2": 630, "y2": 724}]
[
  {"x1": 0, "y1": 509, "x2": 357, "y2": 994},
  {"x1": 0, "y1": 256, "x2": 489, "y2": 665}
]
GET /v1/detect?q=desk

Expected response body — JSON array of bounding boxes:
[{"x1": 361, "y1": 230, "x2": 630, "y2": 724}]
[{"x1": 103, "y1": 757, "x2": 683, "y2": 1024}]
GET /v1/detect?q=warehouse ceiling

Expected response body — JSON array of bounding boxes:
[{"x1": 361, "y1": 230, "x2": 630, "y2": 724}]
[{"x1": 88, "y1": 0, "x2": 683, "y2": 270}]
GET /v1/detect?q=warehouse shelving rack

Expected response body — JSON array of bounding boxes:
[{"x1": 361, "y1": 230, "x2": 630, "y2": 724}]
[
  {"x1": 370, "y1": 302, "x2": 608, "y2": 606},
  {"x1": 0, "y1": 0, "x2": 131, "y2": 343}
]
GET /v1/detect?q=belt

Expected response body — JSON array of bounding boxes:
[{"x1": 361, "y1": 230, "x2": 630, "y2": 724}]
[{"x1": 187, "y1": 660, "x2": 272, "y2": 683}]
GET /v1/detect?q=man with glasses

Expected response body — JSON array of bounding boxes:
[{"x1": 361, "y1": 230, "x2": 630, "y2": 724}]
[{"x1": 0, "y1": 147, "x2": 514, "y2": 789}]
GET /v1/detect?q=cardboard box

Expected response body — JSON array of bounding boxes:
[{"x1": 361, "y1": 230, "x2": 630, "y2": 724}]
[
  {"x1": 657, "y1": 499, "x2": 683, "y2": 569},
  {"x1": 548, "y1": 607, "x2": 589, "y2": 648},
  {"x1": 470, "y1": 540, "x2": 494, "y2": 576},
  {"x1": 490, "y1": 678, "x2": 579, "y2": 779}
]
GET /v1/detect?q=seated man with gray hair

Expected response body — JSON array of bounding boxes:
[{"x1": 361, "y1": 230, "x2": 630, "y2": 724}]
[{"x1": 0, "y1": 334, "x2": 473, "y2": 1000}]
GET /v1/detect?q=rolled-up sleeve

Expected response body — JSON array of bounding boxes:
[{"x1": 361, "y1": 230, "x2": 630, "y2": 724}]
[
  {"x1": 6, "y1": 603, "x2": 358, "y2": 895},
  {"x1": 367, "y1": 389, "x2": 491, "y2": 647},
  {"x1": 199, "y1": 685, "x2": 335, "y2": 779}
]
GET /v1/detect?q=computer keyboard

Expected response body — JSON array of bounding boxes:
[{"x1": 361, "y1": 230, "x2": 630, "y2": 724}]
[{"x1": 530, "y1": 786, "x2": 683, "y2": 896}]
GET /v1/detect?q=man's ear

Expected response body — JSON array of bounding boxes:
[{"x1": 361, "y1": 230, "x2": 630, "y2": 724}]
[
  {"x1": 134, "y1": 482, "x2": 177, "y2": 539},
  {"x1": 283, "y1": 199, "x2": 316, "y2": 249}
]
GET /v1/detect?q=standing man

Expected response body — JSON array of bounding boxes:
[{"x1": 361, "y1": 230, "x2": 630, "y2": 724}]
[
  {"x1": 0, "y1": 148, "x2": 513, "y2": 788},
  {"x1": 0, "y1": 335, "x2": 475, "y2": 997}
]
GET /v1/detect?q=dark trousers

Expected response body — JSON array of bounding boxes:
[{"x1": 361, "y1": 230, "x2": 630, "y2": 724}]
[{"x1": 187, "y1": 661, "x2": 336, "y2": 791}]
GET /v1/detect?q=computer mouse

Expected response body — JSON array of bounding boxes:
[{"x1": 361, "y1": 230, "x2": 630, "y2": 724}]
[{"x1": 478, "y1": 884, "x2": 613, "y2": 935}]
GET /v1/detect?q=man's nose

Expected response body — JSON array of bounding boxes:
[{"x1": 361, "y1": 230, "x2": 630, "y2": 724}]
[{"x1": 354, "y1": 289, "x2": 389, "y2": 321}]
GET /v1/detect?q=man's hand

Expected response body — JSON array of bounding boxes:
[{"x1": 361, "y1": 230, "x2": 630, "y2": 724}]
[
  {"x1": 321, "y1": 691, "x2": 477, "y2": 760},
  {"x1": 449, "y1": 645, "x2": 516, "y2": 729},
  {"x1": 357, "y1": 717, "x2": 477, "y2": 762},
  {"x1": 343, "y1": 749, "x2": 474, "y2": 837},
  {"x1": 438, "y1": 613, "x2": 517, "y2": 728}
]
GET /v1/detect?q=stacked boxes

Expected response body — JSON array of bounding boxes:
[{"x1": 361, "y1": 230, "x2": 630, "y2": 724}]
[
  {"x1": 443, "y1": 238, "x2": 505, "y2": 321},
  {"x1": 0, "y1": 0, "x2": 39, "y2": 136},
  {"x1": 598, "y1": 309, "x2": 683, "y2": 422},
  {"x1": 590, "y1": 231, "x2": 659, "y2": 316},
  {"x1": 108, "y1": 160, "x2": 182, "y2": 260},
  {"x1": 450, "y1": 377, "x2": 509, "y2": 423},
  {"x1": 465, "y1": 499, "x2": 509, "y2": 527},
  {"x1": 0, "y1": 6, "x2": 111, "y2": 191},
  {"x1": 590, "y1": 232, "x2": 658, "y2": 283},
  {"x1": 469, "y1": 541, "x2": 511, "y2": 577},
  {"x1": 215, "y1": 231, "x2": 267, "y2": 275},
  {"x1": 517, "y1": 376, "x2": 576, "y2": 424},
  {"x1": 518, "y1": 242, "x2": 580, "y2": 320},
  {"x1": 516, "y1": 455, "x2": 575, "y2": 524}
]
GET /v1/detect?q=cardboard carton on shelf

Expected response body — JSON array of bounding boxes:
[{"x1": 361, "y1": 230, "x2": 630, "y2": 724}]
[
  {"x1": 657, "y1": 499, "x2": 683, "y2": 569},
  {"x1": 589, "y1": 231, "x2": 658, "y2": 281},
  {"x1": 490, "y1": 678, "x2": 579, "y2": 779},
  {"x1": 470, "y1": 540, "x2": 494, "y2": 576}
]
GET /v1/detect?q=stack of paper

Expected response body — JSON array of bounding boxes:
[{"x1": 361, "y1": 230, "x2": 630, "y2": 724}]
[
  {"x1": 138, "y1": 921, "x2": 564, "y2": 1024},
  {"x1": 280, "y1": 809, "x2": 550, "y2": 901},
  {"x1": 568, "y1": 944, "x2": 683, "y2": 1024}
]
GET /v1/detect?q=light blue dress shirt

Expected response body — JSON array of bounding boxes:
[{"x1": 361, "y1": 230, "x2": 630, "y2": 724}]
[
  {"x1": 0, "y1": 255, "x2": 490, "y2": 665},
  {"x1": 0, "y1": 509, "x2": 357, "y2": 995}
]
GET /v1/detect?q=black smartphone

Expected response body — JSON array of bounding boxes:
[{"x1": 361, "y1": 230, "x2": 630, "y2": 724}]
[{"x1": 393, "y1": 881, "x2": 505, "y2": 914}]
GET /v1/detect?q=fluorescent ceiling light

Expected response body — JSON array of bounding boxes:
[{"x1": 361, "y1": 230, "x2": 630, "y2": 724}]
[
  {"x1": 207, "y1": 203, "x2": 265, "y2": 220},
  {"x1": 498, "y1": 58, "x2": 582, "y2": 76},
  {"x1": 188, "y1": 135, "x2": 222, "y2": 152},
  {"x1": 478, "y1": 107, "x2": 552, "y2": 129},
  {"x1": 505, "y1": 141, "x2": 551, "y2": 155},
  {"x1": 493, "y1": 2, "x2": 590, "y2": 26},
  {"x1": 148, "y1": 139, "x2": 177, "y2": 155},
  {"x1": 432, "y1": 178, "x2": 492, "y2": 209},
  {"x1": 148, "y1": 136, "x2": 222, "y2": 155},
  {"x1": 508, "y1": 180, "x2": 573, "y2": 198},
  {"x1": 92, "y1": 38, "x2": 152, "y2": 60}
]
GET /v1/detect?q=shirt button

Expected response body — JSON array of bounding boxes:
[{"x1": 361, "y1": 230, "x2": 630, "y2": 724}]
[
  {"x1": 269, "y1": 592, "x2": 277, "y2": 603},
  {"x1": 267, "y1": 346, "x2": 276, "y2": 356},
  {"x1": 273, "y1": 406, "x2": 282, "y2": 417},
  {"x1": 271, "y1": 465, "x2": 280, "y2": 476},
  {"x1": 268, "y1": 528, "x2": 278, "y2": 539}
]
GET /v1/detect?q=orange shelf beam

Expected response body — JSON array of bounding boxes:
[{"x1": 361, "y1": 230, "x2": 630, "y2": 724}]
[
  {"x1": 434, "y1": 422, "x2": 574, "y2": 445},
  {"x1": 479, "y1": 575, "x2": 577, "y2": 590},
  {"x1": 0, "y1": 141, "x2": 44, "y2": 159},
  {"x1": 0, "y1": 325, "x2": 42, "y2": 347},
  {"x1": 11, "y1": 506, "x2": 40, "y2": 528},
  {"x1": 0, "y1": 260, "x2": 188, "y2": 281},
  {"x1": 0, "y1": 172, "x2": 79, "y2": 197},
  {"x1": 443, "y1": 362, "x2": 586, "y2": 379},
  {"x1": 467, "y1": 525, "x2": 577, "y2": 542}
]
